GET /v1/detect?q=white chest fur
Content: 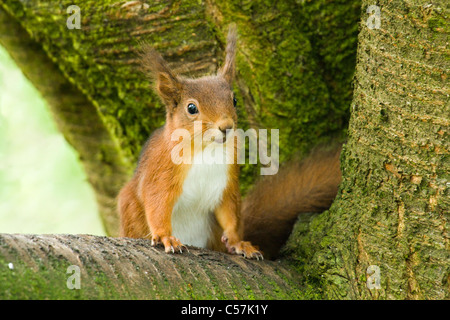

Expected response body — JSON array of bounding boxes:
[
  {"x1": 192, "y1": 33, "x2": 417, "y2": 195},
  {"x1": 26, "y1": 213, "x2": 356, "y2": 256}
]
[{"x1": 171, "y1": 147, "x2": 230, "y2": 248}]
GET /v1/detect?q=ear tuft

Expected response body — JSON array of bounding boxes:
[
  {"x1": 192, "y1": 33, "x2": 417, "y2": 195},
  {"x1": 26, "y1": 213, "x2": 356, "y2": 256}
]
[
  {"x1": 138, "y1": 43, "x2": 181, "y2": 108},
  {"x1": 219, "y1": 24, "x2": 238, "y2": 86}
]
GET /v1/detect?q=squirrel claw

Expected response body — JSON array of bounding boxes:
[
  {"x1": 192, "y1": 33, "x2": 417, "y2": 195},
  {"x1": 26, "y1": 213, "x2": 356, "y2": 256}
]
[
  {"x1": 180, "y1": 244, "x2": 190, "y2": 254},
  {"x1": 221, "y1": 235, "x2": 228, "y2": 243},
  {"x1": 253, "y1": 251, "x2": 264, "y2": 261},
  {"x1": 224, "y1": 239, "x2": 263, "y2": 260},
  {"x1": 152, "y1": 235, "x2": 185, "y2": 254}
]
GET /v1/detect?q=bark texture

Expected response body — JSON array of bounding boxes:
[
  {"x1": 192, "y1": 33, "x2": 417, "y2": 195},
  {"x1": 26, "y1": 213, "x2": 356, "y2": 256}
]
[
  {"x1": 0, "y1": 233, "x2": 304, "y2": 299},
  {"x1": 283, "y1": 0, "x2": 449, "y2": 299}
]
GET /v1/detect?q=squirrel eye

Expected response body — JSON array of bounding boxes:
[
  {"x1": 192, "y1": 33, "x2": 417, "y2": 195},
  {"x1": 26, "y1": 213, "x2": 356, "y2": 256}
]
[
  {"x1": 187, "y1": 103, "x2": 198, "y2": 115},
  {"x1": 233, "y1": 97, "x2": 237, "y2": 108}
]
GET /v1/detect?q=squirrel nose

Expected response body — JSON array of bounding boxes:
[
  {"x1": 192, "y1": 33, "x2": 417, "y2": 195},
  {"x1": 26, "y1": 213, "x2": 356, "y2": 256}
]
[
  {"x1": 217, "y1": 119, "x2": 233, "y2": 135},
  {"x1": 218, "y1": 123, "x2": 233, "y2": 135}
]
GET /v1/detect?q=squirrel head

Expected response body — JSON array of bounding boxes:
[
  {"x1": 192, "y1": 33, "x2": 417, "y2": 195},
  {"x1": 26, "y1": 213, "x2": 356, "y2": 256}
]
[{"x1": 140, "y1": 25, "x2": 238, "y2": 145}]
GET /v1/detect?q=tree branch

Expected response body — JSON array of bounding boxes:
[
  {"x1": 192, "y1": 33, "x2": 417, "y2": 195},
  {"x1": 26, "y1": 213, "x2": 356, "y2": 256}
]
[{"x1": 0, "y1": 234, "x2": 304, "y2": 299}]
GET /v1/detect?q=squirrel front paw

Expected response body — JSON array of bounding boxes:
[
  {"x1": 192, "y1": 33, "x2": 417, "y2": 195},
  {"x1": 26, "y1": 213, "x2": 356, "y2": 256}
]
[
  {"x1": 221, "y1": 235, "x2": 263, "y2": 260},
  {"x1": 151, "y1": 235, "x2": 187, "y2": 254}
]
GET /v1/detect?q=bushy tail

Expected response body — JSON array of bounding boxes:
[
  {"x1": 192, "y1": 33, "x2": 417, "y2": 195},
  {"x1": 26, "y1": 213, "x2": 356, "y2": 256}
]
[{"x1": 242, "y1": 145, "x2": 342, "y2": 259}]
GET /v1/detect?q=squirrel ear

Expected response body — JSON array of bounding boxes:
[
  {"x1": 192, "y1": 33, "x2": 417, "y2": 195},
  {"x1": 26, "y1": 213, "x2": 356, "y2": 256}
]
[
  {"x1": 156, "y1": 72, "x2": 181, "y2": 108},
  {"x1": 139, "y1": 44, "x2": 181, "y2": 108},
  {"x1": 219, "y1": 24, "x2": 237, "y2": 86}
]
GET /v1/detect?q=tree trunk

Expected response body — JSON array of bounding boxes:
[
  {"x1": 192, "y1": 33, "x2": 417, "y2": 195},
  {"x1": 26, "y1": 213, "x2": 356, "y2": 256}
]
[{"x1": 283, "y1": 0, "x2": 449, "y2": 299}]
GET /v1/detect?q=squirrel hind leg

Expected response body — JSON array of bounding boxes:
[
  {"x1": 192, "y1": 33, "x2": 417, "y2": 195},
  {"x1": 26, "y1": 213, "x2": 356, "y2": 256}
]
[{"x1": 118, "y1": 182, "x2": 149, "y2": 239}]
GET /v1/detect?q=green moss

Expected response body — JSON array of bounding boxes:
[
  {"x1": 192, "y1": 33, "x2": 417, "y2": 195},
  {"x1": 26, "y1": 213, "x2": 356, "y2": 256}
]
[{"x1": 1, "y1": 252, "x2": 85, "y2": 299}]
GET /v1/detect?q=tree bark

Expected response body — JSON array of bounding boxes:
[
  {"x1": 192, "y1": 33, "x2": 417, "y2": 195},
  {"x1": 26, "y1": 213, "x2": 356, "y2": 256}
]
[
  {"x1": 0, "y1": 233, "x2": 304, "y2": 299},
  {"x1": 283, "y1": 0, "x2": 449, "y2": 299}
]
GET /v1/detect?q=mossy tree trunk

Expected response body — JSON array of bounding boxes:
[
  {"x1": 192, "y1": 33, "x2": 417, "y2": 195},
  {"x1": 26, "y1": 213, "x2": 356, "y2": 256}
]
[
  {"x1": 284, "y1": 0, "x2": 449, "y2": 299},
  {"x1": 0, "y1": 0, "x2": 447, "y2": 300}
]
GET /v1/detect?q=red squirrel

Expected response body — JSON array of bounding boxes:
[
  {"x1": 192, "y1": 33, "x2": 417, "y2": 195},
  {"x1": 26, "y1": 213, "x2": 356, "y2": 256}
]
[
  {"x1": 118, "y1": 25, "x2": 262, "y2": 259},
  {"x1": 118, "y1": 25, "x2": 342, "y2": 260}
]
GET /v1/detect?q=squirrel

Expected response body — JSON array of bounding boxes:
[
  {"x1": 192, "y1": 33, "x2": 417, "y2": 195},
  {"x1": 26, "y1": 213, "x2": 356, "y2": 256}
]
[
  {"x1": 118, "y1": 25, "x2": 262, "y2": 259},
  {"x1": 118, "y1": 25, "x2": 342, "y2": 260}
]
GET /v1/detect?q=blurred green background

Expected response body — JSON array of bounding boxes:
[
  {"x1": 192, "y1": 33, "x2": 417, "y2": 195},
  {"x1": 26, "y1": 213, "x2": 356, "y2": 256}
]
[{"x1": 0, "y1": 44, "x2": 105, "y2": 235}]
